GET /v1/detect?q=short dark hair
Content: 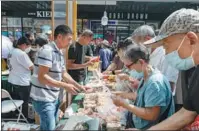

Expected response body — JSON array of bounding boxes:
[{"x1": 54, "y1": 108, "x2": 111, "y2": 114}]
[
  {"x1": 125, "y1": 44, "x2": 150, "y2": 63},
  {"x1": 54, "y1": 25, "x2": 72, "y2": 39},
  {"x1": 25, "y1": 32, "x2": 33, "y2": 39},
  {"x1": 81, "y1": 29, "x2": 93, "y2": 37},
  {"x1": 35, "y1": 37, "x2": 48, "y2": 47},
  {"x1": 117, "y1": 38, "x2": 134, "y2": 51},
  {"x1": 17, "y1": 36, "x2": 31, "y2": 46}
]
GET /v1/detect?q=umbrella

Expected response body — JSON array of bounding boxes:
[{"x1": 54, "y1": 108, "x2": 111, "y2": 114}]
[{"x1": 2, "y1": 35, "x2": 13, "y2": 59}]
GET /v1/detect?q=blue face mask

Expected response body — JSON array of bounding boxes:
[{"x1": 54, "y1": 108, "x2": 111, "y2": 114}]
[
  {"x1": 129, "y1": 69, "x2": 144, "y2": 79},
  {"x1": 165, "y1": 36, "x2": 195, "y2": 70}
]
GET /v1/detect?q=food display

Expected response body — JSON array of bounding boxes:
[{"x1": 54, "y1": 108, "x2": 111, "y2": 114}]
[
  {"x1": 75, "y1": 92, "x2": 123, "y2": 130},
  {"x1": 88, "y1": 57, "x2": 100, "y2": 71},
  {"x1": 102, "y1": 75, "x2": 116, "y2": 90},
  {"x1": 73, "y1": 122, "x2": 89, "y2": 130},
  {"x1": 64, "y1": 69, "x2": 123, "y2": 130}
]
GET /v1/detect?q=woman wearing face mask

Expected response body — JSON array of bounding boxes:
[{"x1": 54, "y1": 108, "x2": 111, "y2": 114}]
[
  {"x1": 7, "y1": 36, "x2": 34, "y2": 120},
  {"x1": 112, "y1": 44, "x2": 175, "y2": 130}
]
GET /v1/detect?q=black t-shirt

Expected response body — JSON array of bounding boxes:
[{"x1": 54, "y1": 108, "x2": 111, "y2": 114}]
[
  {"x1": 68, "y1": 42, "x2": 86, "y2": 82},
  {"x1": 85, "y1": 45, "x2": 93, "y2": 57},
  {"x1": 183, "y1": 65, "x2": 199, "y2": 114}
]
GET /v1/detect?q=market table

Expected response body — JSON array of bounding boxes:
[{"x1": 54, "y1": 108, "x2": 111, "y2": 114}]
[{"x1": 56, "y1": 93, "x2": 84, "y2": 130}]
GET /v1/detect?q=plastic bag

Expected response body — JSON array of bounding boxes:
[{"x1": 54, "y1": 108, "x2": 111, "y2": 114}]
[
  {"x1": 183, "y1": 115, "x2": 199, "y2": 130},
  {"x1": 115, "y1": 76, "x2": 135, "y2": 92}
]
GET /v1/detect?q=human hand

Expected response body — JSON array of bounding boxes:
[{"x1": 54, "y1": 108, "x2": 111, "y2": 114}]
[
  {"x1": 83, "y1": 86, "x2": 94, "y2": 93},
  {"x1": 62, "y1": 83, "x2": 79, "y2": 95},
  {"x1": 85, "y1": 60, "x2": 94, "y2": 67},
  {"x1": 117, "y1": 73, "x2": 130, "y2": 81},
  {"x1": 103, "y1": 70, "x2": 112, "y2": 75},
  {"x1": 111, "y1": 96, "x2": 126, "y2": 107},
  {"x1": 129, "y1": 78, "x2": 140, "y2": 89}
]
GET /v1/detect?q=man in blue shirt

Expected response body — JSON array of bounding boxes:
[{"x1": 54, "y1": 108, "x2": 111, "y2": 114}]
[{"x1": 99, "y1": 40, "x2": 112, "y2": 71}]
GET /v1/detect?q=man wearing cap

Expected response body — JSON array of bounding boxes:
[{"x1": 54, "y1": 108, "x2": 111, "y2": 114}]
[
  {"x1": 132, "y1": 25, "x2": 179, "y2": 95},
  {"x1": 143, "y1": 8, "x2": 199, "y2": 130}
]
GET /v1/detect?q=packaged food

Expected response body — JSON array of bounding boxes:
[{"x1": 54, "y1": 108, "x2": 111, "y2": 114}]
[{"x1": 106, "y1": 122, "x2": 121, "y2": 131}]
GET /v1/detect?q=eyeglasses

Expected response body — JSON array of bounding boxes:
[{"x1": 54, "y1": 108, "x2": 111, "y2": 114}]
[{"x1": 125, "y1": 60, "x2": 138, "y2": 69}]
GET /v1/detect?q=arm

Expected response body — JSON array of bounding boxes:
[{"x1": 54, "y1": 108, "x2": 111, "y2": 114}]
[
  {"x1": 106, "y1": 63, "x2": 117, "y2": 71},
  {"x1": 67, "y1": 59, "x2": 90, "y2": 70},
  {"x1": 18, "y1": 53, "x2": 34, "y2": 70},
  {"x1": 29, "y1": 65, "x2": 34, "y2": 70},
  {"x1": 62, "y1": 71, "x2": 85, "y2": 91},
  {"x1": 113, "y1": 92, "x2": 137, "y2": 100},
  {"x1": 38, "y1": 65, "x2": 64, "y2": 88},
  {"x1": 85, "y1": 56, "x2": 92, "y2": 61},
  {"x1": 115, "y1": 70, "x2": 123, "y2": 74},
  {"x1": 148, "y1": 107, "x2": 197, "y2": 130},
  {"x1": 123, "y1": 103, "x2": 161, "y2": 121},
  {"x1": 38, "y1": 65, "x2": 78, "y2": 94}
]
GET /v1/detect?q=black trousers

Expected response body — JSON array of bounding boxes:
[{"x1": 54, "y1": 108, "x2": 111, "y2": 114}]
[{"x1": 9, "y1": 83, "x2": 31, "y2": 119}]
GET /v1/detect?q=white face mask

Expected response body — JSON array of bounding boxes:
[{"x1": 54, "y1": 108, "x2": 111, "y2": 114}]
[
  {"x1": 25, "y1": 47, "x2": 31, "y2": 53},
  {"x1": 31, "y1": 47, "x2": 37, "y2": 52},
  {"x1": 37, "y1": 46, "x2": 40, "y2": 51}
]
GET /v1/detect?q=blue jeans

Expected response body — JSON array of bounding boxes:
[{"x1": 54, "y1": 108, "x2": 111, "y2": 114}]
[{"x1": 32, "y1": 99, "x2": 60, "y2": 130}]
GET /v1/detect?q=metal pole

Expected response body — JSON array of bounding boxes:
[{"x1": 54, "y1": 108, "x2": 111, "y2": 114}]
[
  {"x1": 66, "y1": 0, "x2": 69, "y2": 26},
  {"x1": 21, "y1": 17, "x2": 24, "y2": 36},
  {"x1": 51, "y1": 0, "x2": 54, "y2": 40},
  {"x1": 72, "y1": 0, "x2": 77, "y2": 41}
]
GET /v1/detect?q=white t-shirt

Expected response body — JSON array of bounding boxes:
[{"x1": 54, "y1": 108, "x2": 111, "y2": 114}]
[
  {"x1": 8, "y1": 48, "x2": 33, "y2": 86},
  {"x1": 149, "y1": 46, "x2": 179, "y2": 95}
]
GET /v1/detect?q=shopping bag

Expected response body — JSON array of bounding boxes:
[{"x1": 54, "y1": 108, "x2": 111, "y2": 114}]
[{"x1": 183, "y1": 115, "x2": 199, "y2": 130}]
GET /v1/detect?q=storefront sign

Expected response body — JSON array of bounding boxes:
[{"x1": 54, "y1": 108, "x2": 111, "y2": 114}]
[
  {"x1": 36, "y1": 11, "x2": 51, "y2": 18},
  {"x1": 2, "y1": 10, "x2": 51, "y2": 19},
  {"x1": 108, "y1": 12, "x2": 149, "y2": 20},
  {"x1": 2, "y1": 11, "x2": 7, "y2": 16}
]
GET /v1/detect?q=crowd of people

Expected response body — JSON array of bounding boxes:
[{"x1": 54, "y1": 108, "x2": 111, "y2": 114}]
[{"x1": 2, "y1": 8, "x2": 199, "y2": 130}]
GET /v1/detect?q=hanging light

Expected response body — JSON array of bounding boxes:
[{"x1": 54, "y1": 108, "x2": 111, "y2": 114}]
[
  {"x1": 101, "y1": 1, "x2": 108, "y2": 26},
  {"x1": 101, "y1": 11, "x2": 108, "y2": 26}
]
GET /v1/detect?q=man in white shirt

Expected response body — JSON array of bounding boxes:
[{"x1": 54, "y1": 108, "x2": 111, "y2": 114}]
[
  {"x1": 7, "y1": 36, "x2": 34, "y2": 118},
  {"x1": 132, "y1": 25, "x2": 179, "y2": 94}
]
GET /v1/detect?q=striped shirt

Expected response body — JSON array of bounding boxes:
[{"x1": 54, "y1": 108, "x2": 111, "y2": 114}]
[{"x1": 30, "y1": 42, "x2": 66, "y2": 102}]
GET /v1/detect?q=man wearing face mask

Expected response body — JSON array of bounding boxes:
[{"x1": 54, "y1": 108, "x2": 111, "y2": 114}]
[
  {"x1": 143, "y1": 8, "x2": 199, "y2": 130},
  {"x1": 7, "y1": 36, "x2": 34, "y2": 119},
  {"x1": 132, "y1": 25, "x2": 179, "y2": 95}
]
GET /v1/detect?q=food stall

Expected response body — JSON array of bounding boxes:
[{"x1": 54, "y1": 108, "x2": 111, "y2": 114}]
[{"x1": 55, "y1": 67, "x2": 125, "y2": 130}]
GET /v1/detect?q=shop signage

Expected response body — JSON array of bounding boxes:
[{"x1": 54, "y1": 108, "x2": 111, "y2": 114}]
[
  {"x1": 2, "y1": 11, "x2": 6, "y2": 16},
  {"x1": 2, "y1": 10, "x2": 51, "y2": 18},
  {"x1": 108, "y1": 12, "x2": 148, "y2": 20},
  {"x1": 36, "y1": 11, "x2": 51, "y2": 18}
]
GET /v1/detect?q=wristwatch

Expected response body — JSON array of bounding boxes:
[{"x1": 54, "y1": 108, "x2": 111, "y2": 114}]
[{"x1": 112, "y1": 70, "x2": 115, "y2": 75}]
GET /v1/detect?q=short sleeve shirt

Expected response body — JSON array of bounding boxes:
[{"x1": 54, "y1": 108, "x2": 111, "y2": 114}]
[
  {"x1": 68, "y1": 42, "x2": 86, "y2": 82},
  {"x1": 183, "y1": 65, "x2": 199, "y2": 114},
  {"x1": 8, "y1": 48, "x2": 33, "y2": 86},
  {"x1": 133, "y1": 68, "x2": 175, "y2": 129},
  {"x1": 30, "y1": 42, "x2": 66, "y2": 102}
]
